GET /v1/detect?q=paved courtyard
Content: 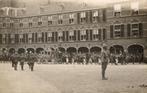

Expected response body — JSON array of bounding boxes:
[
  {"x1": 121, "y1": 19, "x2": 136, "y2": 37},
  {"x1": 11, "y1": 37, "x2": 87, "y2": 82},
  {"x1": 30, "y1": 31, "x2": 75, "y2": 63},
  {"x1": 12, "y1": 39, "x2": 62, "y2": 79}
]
[{"x1": 0, "y1": 63, "x2": 147, "y2": 93}]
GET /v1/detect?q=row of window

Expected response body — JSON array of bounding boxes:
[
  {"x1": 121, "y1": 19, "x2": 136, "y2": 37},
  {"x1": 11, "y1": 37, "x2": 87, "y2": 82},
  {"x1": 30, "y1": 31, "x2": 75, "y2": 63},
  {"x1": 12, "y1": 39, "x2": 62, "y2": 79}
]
[
  {"x1": 0, "y1": 29, "x2": 106, "y2": 44},
  {"x1": 0, "y1": 22, "x2": 144, "y2": 44},
  {"x1": 0, "y1": 10, "x2": 106, "y2": 28},
  {"x1": 110, "y1": 23, "x2": 143, "y2": 38}
]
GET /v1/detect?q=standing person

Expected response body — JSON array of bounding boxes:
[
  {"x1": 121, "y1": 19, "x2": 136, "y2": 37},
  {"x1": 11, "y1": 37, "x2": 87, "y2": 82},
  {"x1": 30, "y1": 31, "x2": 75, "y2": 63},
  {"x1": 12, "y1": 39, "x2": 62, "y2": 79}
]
[
  {"x1": 101, "y1": 44, "x2": 109, "y2": 80},
  {"x1": 20, "y1": 58, "x2": 25, "y2": 71},
  {"x1": 13, "y1": 57, "x2": 18, "y2": 71},
  {"x1": 27, "y1": 53, "x2": 36, "y2": 71},
  {"x1": 29, "y1": 61, "x2": 35, "y2": 71},
  {"x1": 11, "y1": 57, "x2": 15, "y2": 68},
  {"x1": 66, "y1": 56, "x2": 69, "y2": 64}
]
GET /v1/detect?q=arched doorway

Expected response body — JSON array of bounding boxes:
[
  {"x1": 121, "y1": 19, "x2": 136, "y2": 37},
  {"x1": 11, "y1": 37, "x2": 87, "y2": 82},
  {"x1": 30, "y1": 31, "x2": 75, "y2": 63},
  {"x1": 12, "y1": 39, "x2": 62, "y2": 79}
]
[
  {"x1": 110, "y1": 45, "x2": 124, "y2": 54},
  {"x1": 90, "y1": 47, "x2": 101, "y2": 54},
  {"x1": 18, "y1": 48, "x2": 25, "y2": 54},
  {"x1": 128, "y1": 44, "x2": 143, "y2": 54},
  {"x1": 67, "y1": 47, "x2": 77, "y2": 54},
  {"x1": 9, "y1": 48, "x2": 15, "y2": 54},
  {"x1": 128, "y1": 44, "x2": 144, "y2": 62},
  {"x1": 36, "y1": 48, "x2": 44, "y2": 54},
  {"x1": 58, "y1": 47, "x2": 65, "y2": 53},
  {"x1": 78, "y1": 47, "x2": 89, "y2": 54},
  {"x1": 27, "y1": 48, "x2": 35, "y2": 53}
]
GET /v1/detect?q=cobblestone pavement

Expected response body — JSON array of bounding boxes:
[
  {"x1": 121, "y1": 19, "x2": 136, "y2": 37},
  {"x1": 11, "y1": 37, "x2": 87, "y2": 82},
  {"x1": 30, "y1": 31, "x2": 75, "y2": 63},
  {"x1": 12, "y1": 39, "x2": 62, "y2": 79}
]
[{"x1": 0, "y1": 63, "x2": 147, "y2": 93}]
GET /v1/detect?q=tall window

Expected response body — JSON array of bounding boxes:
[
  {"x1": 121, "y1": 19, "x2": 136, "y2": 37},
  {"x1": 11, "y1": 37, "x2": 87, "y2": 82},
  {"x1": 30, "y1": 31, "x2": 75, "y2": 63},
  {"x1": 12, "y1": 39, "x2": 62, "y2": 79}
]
[
  {"x1": 47, "y1": 32, "x2": 52, "y2": 42},
  {"x1": 19, "y1": 23, "x2": 23, "y2": 27},
  {"x1": 28, "y1": 18, "x2": 33, "y2": 27},
  {"x1": 131, "y1": 2, "x2": 139, "y2": 15},
  {"x1": 114, "y1": 4, "x2": 121, "y2": 17},
  {"x1": 28, "y1": 34, "x2": 32, "y2": 43},
  {"x1": 58, "y1": 31, "x2": 63, "y2": 42},
  {"x1": 92, "y1": 10, "x2": 99, "y2": 22},
  {"x1": 80, "y1": 30, "x2": 86, "y2": 41},
  {"x1": 19, "y1": 34, "x2": 23, "y2": 43},
  {"x1": 80, "y1": 12, "x2": 86, "y2": 23},
  {"x1": 69, "y1": 13, "x2": 74, "y2": 24},
  {"x1": 38, "y1": 33, "x2": 42, "y2": 43},
  {"x1": 3, "y1": 23, "x2": 6, "y2": 27},
  {"x1": 48, "y1": 16, "x2": 52, "y2": 25},
  {"x1": 29, "y1": 23, "x2": 32, "y2": 27},
  {"x1": 69, "y1": 31, "x2": 74, "y2": 41},
  {"x1": 131, "y1": 23, "x2": 139, "y2": 37},
  {"x1": 10, "y1": 23, "x2": 14, "y2": 28},
  {"x1": 58, "y1": 15, "x2": 63, "y2": 24},
  {"x1": 114, "y1": 24, "x2": 124, "y2": 38},
  {"x1": 0, "y1": 34, "x2": 2, "y2": 44},
  {"x1": 19, "y1": 19, "x2": 23, "y2": 27},
  {"x1": 93, "y1": 29, "x2": 100, "y2": 40},
  {"x1": 10, "y1": 20, "x2": 14, "y2": 28},
  {"x1": 38, "y1": 17, "x2": 42, "y2": 26}
]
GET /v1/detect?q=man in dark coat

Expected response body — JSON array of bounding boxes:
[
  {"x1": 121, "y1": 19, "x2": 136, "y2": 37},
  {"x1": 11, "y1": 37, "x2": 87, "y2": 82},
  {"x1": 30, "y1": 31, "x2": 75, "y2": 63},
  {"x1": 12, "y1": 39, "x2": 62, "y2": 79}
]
[
  {"x1": 12, "y1": 57, "x2": 18, "y2": 70},
  {"x1": 101, "y1": 44, "x2": 109, "y2": 80},
  {"x1": 20, "y1": 58, "x2": 25, "y2": 71}
]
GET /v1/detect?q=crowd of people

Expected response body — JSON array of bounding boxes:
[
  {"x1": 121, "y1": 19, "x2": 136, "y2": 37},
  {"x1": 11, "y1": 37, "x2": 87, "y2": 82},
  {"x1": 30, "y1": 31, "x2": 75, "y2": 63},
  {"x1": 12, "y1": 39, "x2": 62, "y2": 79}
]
[
  {"x1": 55, "y1": 51, "x2": 143, "y2": 65},
  {"x1": 0, "y1": 46, "x2": 145, "y2": 80},
  {"x1": 0, "y1": 53, "x2": 37, "y2": 71}
]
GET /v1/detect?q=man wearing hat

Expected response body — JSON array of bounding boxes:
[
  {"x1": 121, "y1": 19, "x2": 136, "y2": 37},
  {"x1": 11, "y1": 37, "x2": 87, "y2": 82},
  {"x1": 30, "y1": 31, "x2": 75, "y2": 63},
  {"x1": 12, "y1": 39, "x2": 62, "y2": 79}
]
[{"x1": 101, "y1": 43, "x2": 109, "y2": 80}]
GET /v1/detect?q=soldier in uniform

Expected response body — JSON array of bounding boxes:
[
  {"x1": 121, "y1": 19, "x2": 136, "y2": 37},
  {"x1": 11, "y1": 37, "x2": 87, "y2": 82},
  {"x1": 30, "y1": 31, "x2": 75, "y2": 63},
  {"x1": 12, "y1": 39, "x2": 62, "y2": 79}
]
[
  {"x1": 27, "y1": 52, "x2": 36, "y2": 71},
  {"x1": 20, "y1": 58, "x2": 25, "y2": 71},
  {"x1": 12, "y1": 57, "x2": 18, "y2": 70},
  {"x1": 29, "y1": 60, "x2": 35, "y2": 71},
  {"x1": 101, "y1": 44, "x2": 109, "y2": 80}
]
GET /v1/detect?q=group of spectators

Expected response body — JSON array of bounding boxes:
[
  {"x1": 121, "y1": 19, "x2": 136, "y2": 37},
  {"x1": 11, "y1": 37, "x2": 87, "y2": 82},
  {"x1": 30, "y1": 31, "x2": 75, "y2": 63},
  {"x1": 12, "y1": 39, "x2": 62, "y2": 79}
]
[{"x1": 55, "y1": 51, "x2": 143, "y2": 65}]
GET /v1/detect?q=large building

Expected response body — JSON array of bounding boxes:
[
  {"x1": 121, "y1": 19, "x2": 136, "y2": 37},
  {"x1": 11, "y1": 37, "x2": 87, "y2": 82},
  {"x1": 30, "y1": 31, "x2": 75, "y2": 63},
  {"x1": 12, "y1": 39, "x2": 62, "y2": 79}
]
[{"x1": 0, "y1": 0, "x2": 147, "y2": 62}]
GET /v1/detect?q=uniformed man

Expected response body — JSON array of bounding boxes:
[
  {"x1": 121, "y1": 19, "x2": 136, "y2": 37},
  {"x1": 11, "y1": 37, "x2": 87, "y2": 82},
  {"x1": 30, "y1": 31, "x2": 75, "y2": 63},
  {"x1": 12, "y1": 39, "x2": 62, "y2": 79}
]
[
  {"x1": 27, "y1": 52, "x2": 37, "y2": 71},
  {"x1": 20, "y1": 58, "x2": 25, "y2": 71},
  {"x1": 101, "y1": 44, "x2": 109, "y2": 80},
  {"x1": 12, "y1": 57, "x2": 18, "y2": 70},
  {"x1": 29, "y1": 61, "x2": 35, "y2": 71}
]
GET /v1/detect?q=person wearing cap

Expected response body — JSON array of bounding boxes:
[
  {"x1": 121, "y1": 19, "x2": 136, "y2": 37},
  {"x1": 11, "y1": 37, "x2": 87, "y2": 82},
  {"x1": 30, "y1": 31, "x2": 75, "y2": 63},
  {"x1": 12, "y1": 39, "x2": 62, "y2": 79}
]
[{"x1": 101, "y1": 44, "x2": 109, "y2": 80}]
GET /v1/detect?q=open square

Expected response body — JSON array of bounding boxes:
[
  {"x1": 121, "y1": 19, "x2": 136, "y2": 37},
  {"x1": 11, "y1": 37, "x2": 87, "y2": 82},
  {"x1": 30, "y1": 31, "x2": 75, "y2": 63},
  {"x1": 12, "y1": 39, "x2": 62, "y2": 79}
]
[{"x1": 0, "y1": 63, "x2": 147, "y2": 93}]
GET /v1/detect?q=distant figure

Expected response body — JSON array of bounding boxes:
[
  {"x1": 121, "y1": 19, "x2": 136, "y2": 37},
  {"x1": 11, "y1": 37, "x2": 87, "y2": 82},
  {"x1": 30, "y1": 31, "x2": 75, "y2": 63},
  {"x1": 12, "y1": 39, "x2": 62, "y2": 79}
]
[
  {"x1": 30, "y1": 61, "x2": 35, "y2": 71},
  {"x1": 27, "y1": 57, "x2": 35, "y2": 71},
  {"x1": 66, "y1": 57, "x2": 69, "y2": 64},
  {"x1": 101, "y1": 44, "x2": 109, "y2": 80},
  {"x1": 115, "y1": 56, "x2": 119, "y2": 65},
  {"x1": 20, "y1": 58, "x2": 25, "y2": 71},
  {"x1": 89, "y1": 57, "x2": 93, "y2": 64},
  {"x1": 12, "y1": 57, "x2": 18, "y2": 71}
]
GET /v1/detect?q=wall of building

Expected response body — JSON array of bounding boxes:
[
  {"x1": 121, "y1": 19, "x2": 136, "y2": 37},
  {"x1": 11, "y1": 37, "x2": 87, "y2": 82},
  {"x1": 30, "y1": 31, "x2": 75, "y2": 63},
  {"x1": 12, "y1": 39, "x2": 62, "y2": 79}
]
[{"x1": 0, "y1": 0, "x2": 147, "y2": 59}]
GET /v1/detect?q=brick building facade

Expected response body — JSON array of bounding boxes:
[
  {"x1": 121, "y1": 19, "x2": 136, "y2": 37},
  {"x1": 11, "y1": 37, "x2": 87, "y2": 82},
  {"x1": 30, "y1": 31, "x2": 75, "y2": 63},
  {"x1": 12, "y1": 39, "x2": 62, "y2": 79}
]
[{"x1": 0, "y1": 0, "x2": 147, "y2": 62}]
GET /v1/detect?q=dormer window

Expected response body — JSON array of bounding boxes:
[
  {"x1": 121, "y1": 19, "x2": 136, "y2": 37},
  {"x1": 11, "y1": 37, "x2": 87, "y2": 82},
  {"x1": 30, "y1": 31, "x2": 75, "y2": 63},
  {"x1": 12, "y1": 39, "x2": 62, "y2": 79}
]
[
  {"x1": 114, "y1": 4, "x2": 121, "y2": 17},
  {"x1": 131, "y1": 2, "x2": 139, "y2": 15}
]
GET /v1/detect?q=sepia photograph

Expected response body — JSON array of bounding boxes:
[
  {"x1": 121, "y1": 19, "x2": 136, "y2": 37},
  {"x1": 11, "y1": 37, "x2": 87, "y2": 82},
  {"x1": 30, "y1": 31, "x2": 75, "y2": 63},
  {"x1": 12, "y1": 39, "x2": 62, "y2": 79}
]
[{"x1": 0, "y1": 0, "x2": 147, "y2": 93}]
